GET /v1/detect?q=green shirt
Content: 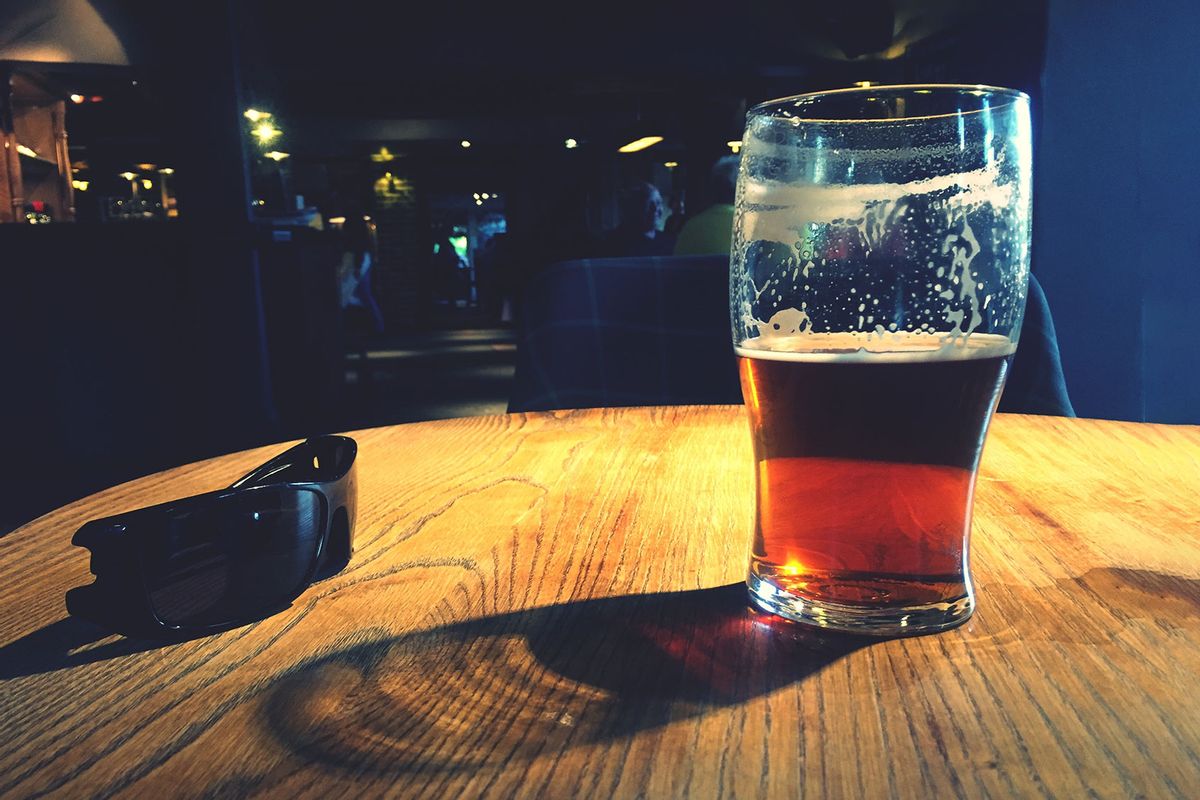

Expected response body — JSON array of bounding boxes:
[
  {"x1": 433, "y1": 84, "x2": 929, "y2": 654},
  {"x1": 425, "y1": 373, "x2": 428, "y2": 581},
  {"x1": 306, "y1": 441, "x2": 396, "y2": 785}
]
[{"x1": 673, "y1": 204, "x2": 735, "y2": 256}]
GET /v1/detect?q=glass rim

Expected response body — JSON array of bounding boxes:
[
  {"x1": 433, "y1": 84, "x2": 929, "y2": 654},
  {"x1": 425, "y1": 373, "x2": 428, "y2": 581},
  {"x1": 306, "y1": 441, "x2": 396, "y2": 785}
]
[{"x1": 748, "y1": 83, "x2": 1030, "y2": 125}]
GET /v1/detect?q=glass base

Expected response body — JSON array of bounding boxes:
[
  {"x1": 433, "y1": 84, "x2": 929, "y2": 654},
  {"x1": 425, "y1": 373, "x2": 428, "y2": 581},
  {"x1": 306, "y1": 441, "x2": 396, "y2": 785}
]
[{"x1": 747, "y1": 572, "x2": 974, "y2": 636}]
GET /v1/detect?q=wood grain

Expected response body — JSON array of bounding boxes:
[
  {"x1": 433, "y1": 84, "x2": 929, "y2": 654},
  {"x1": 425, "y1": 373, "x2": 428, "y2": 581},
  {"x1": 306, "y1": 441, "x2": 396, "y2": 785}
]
[{"x1": 1, "y1": 408, "x2": 1198, "y2": 799}]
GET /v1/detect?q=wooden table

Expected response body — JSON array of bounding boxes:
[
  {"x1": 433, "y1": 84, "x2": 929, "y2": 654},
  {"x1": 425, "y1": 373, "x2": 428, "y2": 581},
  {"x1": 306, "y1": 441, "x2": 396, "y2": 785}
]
[{"x1": 1, "y1": 407, "x2": 1198, "y2": 799}]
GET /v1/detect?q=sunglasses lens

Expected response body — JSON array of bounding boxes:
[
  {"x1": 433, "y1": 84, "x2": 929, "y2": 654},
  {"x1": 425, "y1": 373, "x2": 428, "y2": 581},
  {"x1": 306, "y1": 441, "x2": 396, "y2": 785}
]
[{"x1": 139, "y1": 487, "x2": 323, "y2": 627}]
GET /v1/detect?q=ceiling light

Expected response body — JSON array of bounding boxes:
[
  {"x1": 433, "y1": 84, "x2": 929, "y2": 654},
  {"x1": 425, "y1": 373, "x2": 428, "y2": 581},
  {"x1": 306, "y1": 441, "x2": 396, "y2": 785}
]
[
  {"x1": 119, "y1": 172, "x2": 138, "y2": 181},
  {"x1": 158, "y1": 167, "x2": 175, "y2": 175},
  {"x1": 618, "y1": 136, "x2": 663, "y2": 153},
  {"x1": 244, "y1": 109, "x2": 272, "y2": 122},
  {"x1": 370, "y1": 146, "x2": 396, "y2": 163},
  {"x1": 252, "y1": 123, "x2": 282, "y2": 143},
  {"x1": 69, "y1": 94, "x2": 84, "y2": 104},
  {"x1": 664, "y1": 161, "x2": 678, "y2": 168},
  {"x1": 72, "y1": 179, "x2": 89, "y2": 191},
  {"x1": 565, "y1": 138, "x2": 578, "y2": 149},
  {"x1": 141, "y1": 178, "x2": 153, "y2": 190},
  {"x1": 460, "y1": 140, "x2": 472, "y2": 148},
  {"x1": 264, "y1": 151, "x2": 290, "y2": 161},
  {"x1": 727, "y1": 140, "x2": 742, "y2": 154}
]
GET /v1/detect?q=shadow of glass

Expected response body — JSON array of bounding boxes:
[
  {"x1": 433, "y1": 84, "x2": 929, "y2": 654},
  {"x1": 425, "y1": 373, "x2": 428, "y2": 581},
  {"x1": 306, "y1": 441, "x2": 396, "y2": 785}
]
[{"x1": 262, "y1": 583, "x2": 874, "y2": 775}]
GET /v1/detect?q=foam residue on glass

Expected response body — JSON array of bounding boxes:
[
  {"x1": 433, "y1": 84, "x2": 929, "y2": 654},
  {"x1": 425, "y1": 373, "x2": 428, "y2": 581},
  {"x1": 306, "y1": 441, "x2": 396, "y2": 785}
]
[{"x1": 730, "y1": 102, "x2": 1031, "y2": 361}]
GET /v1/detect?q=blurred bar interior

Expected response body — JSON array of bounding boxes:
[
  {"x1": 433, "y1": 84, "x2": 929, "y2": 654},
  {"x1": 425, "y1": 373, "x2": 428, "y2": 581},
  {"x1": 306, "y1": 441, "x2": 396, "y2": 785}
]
[{"x1": 1, "y1": 1, "x2": 1197, "y2": 531}]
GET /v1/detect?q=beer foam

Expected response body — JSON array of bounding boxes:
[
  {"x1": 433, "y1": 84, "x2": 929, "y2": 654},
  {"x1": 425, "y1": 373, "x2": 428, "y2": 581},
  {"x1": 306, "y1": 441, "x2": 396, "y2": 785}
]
[
  {"x1": 738, "y1": 165, "x2": 1014, "y2": 248},
  {"x1": 736, "y1": 331, "x2": 1015, "y2": 363}
]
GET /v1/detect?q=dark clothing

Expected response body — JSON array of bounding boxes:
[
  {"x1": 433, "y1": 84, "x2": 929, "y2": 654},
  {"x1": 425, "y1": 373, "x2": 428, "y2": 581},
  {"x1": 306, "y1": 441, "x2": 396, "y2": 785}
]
[
  {"x1": 998, "y1": 275, "x2": 1075, "y2": 417},
  {"x1": 510, "y1": 254, "x2": 1073, "y2": 418},
  {"x1": 592, "y1": 228, "x2": 676, "y2": 259},
  {"x1": 509, "y1": 255, "x2": 741, "y2": 413}
]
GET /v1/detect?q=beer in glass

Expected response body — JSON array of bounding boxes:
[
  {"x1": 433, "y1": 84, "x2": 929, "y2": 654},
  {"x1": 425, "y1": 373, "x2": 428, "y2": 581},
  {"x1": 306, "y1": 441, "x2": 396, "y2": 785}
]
[{"x1": 730, "y1": 85, "x2": 1032, "y2": 634}]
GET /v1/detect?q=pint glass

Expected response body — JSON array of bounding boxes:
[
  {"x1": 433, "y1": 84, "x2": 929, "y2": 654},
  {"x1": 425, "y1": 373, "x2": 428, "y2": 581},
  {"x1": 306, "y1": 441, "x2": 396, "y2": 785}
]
[{"x1": 731, "y1": 85, "x2": 1032, "y2": 634}]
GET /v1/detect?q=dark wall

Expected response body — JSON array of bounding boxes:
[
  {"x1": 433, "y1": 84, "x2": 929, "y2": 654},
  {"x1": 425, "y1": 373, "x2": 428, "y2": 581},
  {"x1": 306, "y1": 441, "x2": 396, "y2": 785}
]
[
  {"x1": 0, "y1": 224, "x2": 277, "y2": 529},
  {"x1": 1035, "y1": 0, "x2": 1200, "y2": 422}
]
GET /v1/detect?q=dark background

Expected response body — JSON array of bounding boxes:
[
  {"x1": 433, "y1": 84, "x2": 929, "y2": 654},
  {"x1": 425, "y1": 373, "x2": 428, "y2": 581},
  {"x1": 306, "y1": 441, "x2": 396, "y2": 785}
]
[{"x1": 1, "y1": 0, "x2": 1197, "y2": 532}]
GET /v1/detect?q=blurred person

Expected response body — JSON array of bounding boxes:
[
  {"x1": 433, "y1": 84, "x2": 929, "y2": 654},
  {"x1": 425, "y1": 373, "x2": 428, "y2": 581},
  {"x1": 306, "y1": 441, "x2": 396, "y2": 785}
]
[
  {"x1": 474, "y1": 230, "x2": 511, "y2": 323},
  {"x1": 432, "y1": 233, "x2": 468, "y2": 305},
  {"x1": 662, "y1": 193, "x2": 687, "y2": 238},
  {"x1": 674, "y1": 155, "x2": 739, "y2": 256},
  {"x1": 339, "y1": 215, "x2": 385, "y2": 336},
  {"x1": 595, "y1": 182, "x2": 674, "y2": 257}
]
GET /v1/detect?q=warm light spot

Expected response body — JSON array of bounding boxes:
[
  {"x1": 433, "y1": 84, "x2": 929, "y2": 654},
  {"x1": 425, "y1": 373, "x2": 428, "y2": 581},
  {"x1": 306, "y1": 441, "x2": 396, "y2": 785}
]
[
  {"x1": 854, "y1": 80, "x2": 873, "y2": 88},
  {"x1": 460, "y1": 139, "x2": 472, "y2": 148},
  {"x1": 370, "y1": 146, "x2": 396, "y2": 163},
  {"x1": 119, "y1": 171, "x2": 138, "y2": 181},
  {"x1": 664, "y1": 161, "x2": 678, "y2": 169},
  {"x1": 264, "y1": 151, "x2": 290, "y2": 161},
  {"x1": 252, "y1": 123, "x2": 282, "y2": 143},
  {"x1": 244, "y1": 109, "x2": 272, "y2": 122},
  {"x1": 618, "y1": 136, "x2": 663, "y2": 153},
  {"x1": 738, "y1": 356, "x2": 761, "y2": 413},
  {"x1": 158, "y1": 167, "x2": 175, "y2": 175},
  {"x1": 69, "y1": 94, "x2": 84, "y2": 104},
  {"x1": 481, "y1": 193, "x2": 490, "y2": 199},
  {"x1": 135, "y1": 163, "x2": 156, "y2": 171},
  {"x1": 782, "y1": 561, "x2": 804, "y2": 576},
  {"x1": 141, "y1": 178, "x2": 153, "y2": 190},
  {"x1": 16, "y1": 144, "x2": 38, "y2": 158},
  {"x1": 564, "y1": 138, "x2": 578, "y2": 149},
  {"x1": 375, "y1": 174, "x2": 412, "y2": 194},
  {"x1": 72, "y1": 179, "x2": 89, "y2": 191},
  {"x1": 328, "y1": 216, "x2": 346, "y2": 225},
  {"x1": 726, "y1": 140, "x2": 742, "y2": 154}
]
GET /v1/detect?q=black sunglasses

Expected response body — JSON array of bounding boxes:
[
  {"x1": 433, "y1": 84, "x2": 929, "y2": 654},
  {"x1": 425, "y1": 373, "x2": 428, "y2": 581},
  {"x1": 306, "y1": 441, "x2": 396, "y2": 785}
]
[{"x1": 67, "y1": 435, "x2": 357, "y2": 637}]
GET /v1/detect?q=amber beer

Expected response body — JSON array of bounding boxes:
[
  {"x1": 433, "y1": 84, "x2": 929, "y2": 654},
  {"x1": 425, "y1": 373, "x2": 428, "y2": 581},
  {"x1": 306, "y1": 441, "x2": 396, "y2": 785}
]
[{"x1": 738, "y1": 332, "x2": 1013, "y2": 626}]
